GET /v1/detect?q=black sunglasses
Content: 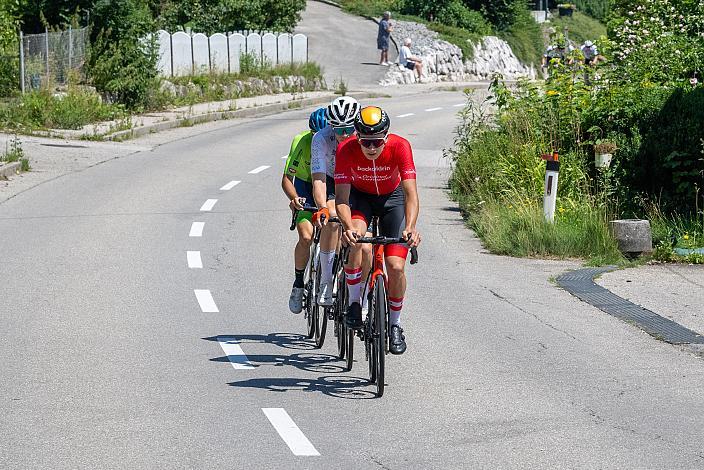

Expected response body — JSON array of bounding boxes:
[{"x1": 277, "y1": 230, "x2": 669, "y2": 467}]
[{"x1": 358, "y1": 137, "x2": 387, "y2": 148}]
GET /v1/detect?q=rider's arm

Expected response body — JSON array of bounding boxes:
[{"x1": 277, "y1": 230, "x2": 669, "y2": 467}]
[
  {"x1": 310, "y1": 132, "x2": 328, "y2": 209},
  {"x1": 282, "y1": 174, "x2": 298, "y2": 201},
  {"x1": 335, "y1": 182, "x2": 353, "y2": 231},
  {"x1": 312, "y1": 173, "x2": 327, "y2": 209},
  {"x1": 401, "y1": 179, "x2": 419, "y2": 231}
]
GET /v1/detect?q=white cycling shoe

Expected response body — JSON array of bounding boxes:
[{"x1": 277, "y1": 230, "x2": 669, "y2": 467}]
[
  {"x1": 318, "y1": 281, "x2": 334, "y2": 306},
  {"x1": 289, "y1": 287, "x2": 304, "y2": 314}
]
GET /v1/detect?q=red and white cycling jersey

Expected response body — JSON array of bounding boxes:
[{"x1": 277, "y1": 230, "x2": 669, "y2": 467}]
[{"x1": 334, "y1": 134, "x2": 416, "y2": 195}]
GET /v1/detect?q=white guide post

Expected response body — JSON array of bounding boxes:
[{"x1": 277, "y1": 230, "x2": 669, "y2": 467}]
[{"x1": 543, "y1": 152, "x2": 560, "y2": 223}]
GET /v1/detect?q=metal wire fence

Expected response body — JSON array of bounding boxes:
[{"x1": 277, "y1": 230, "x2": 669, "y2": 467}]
[{"x1": 19, "y1": 27, "x2": 89, "y2": 92}]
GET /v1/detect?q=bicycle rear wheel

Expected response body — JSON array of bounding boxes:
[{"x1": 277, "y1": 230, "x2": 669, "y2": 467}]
[
  {"x1": 372, "y1": 275, "x2": 386, "y2": 397},
  {"x1": 335, "y1": 266, "x2": 347, "y2": 359}
]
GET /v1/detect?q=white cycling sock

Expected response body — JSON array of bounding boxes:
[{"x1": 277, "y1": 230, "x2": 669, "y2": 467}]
[
  {"x1": 389, "y1": 297, "x2": 403, "y2": 326},
  {"x1": 320, "y1": 250, "x2": 335, "y2": 284},
  {"x1": 345, "y1": 267, "x2": 363, "y2": 304}
]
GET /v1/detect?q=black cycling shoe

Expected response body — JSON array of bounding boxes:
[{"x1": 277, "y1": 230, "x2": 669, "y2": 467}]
[
  {"x1": 389, "y1": 325, "x2": 407, "y2": 355},
  {"x1": 345, "y1": 302, "x2": 363, "y2": 330}
]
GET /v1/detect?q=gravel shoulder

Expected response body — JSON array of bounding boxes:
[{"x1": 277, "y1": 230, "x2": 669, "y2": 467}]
[{"x1": 596, "y1": 264, "x2": 704, "y2": 336}]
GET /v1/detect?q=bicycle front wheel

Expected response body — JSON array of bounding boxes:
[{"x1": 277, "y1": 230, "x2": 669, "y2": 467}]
[
  {"x1": 372, "y1": 275, "x2": 386, "y2": 397},
  {"x1": 305, "y1": 245, "x2": 319, "y2": 339},
  {"x1": 335, "y1": 267, "x2": 347, "y2": 359}
]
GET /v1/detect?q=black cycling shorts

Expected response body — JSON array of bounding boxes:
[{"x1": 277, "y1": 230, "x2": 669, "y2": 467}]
[{"x1": 350, "y1": 185, "x2": 405, "y2": 239}]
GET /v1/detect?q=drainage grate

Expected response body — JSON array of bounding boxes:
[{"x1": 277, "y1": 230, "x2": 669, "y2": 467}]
[{"x1": 557, "y1": 267, "x2": 704, "y2": 345}]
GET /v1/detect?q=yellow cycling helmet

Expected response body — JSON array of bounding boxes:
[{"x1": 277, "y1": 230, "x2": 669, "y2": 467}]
[{"x1": 354, "y1": 106, "x2": 390, "y2": 135}]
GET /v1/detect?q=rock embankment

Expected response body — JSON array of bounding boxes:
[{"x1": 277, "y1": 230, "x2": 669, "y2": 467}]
[{"x1": 381, "y1": 20, "x2": 535, "y2": 85}]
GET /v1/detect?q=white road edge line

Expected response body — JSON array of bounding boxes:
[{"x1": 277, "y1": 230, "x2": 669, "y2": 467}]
[
  {"x1": 187, "y1": 251, "x2": 203, "y2": 269},
  {"x1": 281, "y1": 155, "x2": 288, "y2": 159},
  {"x1": 249, "y1": 165, "x2": 270, "y2": 174},
  {"x1": 453, "y1": 103, "x2": 466, "y2": 107},
  {"x1": 189, "y1": 222, "x2": 205, "y2": 237},
  {"x1": 425, "y1": 107, "x2": 442, "y2": 112},
  {"x1": 194, "y1": 289, "x2": 219, "y2": 313},
  {"x1": 262, "y1": 408, "x2": 320, "y2": 456},
  {"x1": 397, "y1": 113, "x2": 414, "y2": 118},
  {"x1": 220, "y1": 180, "x2": 241, "y2": 191},
  {"x1": 200, "y1": 199, "x2": 218, "y2": 211},
  {"x1": 217, "y1": 337, "x2": 255, "y2": 369}
]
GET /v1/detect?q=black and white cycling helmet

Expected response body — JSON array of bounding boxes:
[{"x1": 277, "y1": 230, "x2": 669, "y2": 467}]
[{"x1": 325, "y1": 96, "x2": 360, "y2": 127}]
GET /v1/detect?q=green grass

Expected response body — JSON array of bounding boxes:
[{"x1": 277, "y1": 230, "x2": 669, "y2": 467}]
[
  {"x1": 548, "y1": 12, "x2": 607, "y2": 46},
  {"x1": 499, "y1": 15, "x2": 545, "y2": 67},
  {"x1": 459, "y1": 197, "x2": 624, "y2": 264},
  {"x1": 0, "y1": 89, "x2": 125, "y2": 131}
]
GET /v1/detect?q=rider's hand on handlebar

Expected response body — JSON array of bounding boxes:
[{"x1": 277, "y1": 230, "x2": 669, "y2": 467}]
[
  {"x1": 342, "y1": 229, "x2": 359, "y2": 246},
  {"x1": 402, "y1": 227, "x2": 421, "y2": 248},
  {"x1": 312, "y1": 207, "x2": 330, "y2": 228},
  {"x1": 289, "y1": 197, "x2": 305, "y2": 211}
]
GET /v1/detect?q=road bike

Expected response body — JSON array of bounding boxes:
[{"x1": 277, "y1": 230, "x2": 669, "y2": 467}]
[
  {"x1": 345, "y1": 216, "x2": 418, "y2": 397},
  {"x1": 289, "y1": 205, "x2": 339, "y2": 348}
]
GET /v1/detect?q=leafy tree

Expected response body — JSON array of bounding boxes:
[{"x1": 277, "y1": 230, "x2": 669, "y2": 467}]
[
  {"x1": 19, "y1": 0, "x2": 93, "y2": 33},
  {"x1": 0, "y1": 0, "x2": 20, "y2": 96},
  {"x1": 464, "y1": 0, "x2": 527, "y2": 31},
  {"x1": 87, "y1": 0, "x2": 158, "y2": 109}
]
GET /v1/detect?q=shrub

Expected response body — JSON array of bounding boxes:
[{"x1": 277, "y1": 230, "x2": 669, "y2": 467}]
[
  {"x1": 436, "y1": 1, "x2": 492, "y2": 35},
  {"x1": 158, "y1": 0, "x2": 307, "y2": 34},
  {"x1": 88, "y1": 0, "x2": 158, "y2": 110},
  {"x1": 0, "y1": 0, "x2": 19, "y2": 97}
]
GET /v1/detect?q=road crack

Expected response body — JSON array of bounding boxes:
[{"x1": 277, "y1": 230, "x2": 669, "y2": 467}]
[{"x1": 488, "y1": 288, "x2": 578, "y2": 341}]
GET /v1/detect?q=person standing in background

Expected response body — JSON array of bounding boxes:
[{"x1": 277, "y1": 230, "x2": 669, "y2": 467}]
[{"x1": 378, "y1": 11, "x2": 393, "y2": 66}]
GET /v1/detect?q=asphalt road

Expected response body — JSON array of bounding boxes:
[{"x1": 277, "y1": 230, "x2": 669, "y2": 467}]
[
  {"x1": 2, "y1": 91, "x2": 704, "y2": 469},
  {"x1": 296, "y1": 0, "x2": 391, "y2": 90}
]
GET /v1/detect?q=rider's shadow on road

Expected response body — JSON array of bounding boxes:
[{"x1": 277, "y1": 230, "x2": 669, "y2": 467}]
[{"x1": 203, "y1": 333, "x2": 376, "y2": 399}]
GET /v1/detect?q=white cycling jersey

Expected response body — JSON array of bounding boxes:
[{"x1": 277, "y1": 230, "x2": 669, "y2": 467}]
[{"x1": 311, "y1": 125, "x2": 338, "y2": 178}]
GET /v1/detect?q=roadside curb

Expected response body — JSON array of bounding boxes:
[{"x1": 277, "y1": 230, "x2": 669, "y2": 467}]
[
  {"x1": 0, "y1": 161, "x2": 21, "y2": 179},
  {"x1": 105, "y1": 94, "x2": 333, "y2": 141},
  {"x1": 103, "y1": 91, "x2": 375, "y2": 142},
  {"x1": 556, "y1": 266, "x2": 704, "y2": 345}
]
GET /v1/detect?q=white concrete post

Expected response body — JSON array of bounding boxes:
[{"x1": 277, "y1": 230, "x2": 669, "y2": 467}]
[
  {"x1": 543, "y1": 153, "x2": 560, "y2": 222},
  {"x1": 19, "y1": 30, "x2": 25, "y2": 93}
]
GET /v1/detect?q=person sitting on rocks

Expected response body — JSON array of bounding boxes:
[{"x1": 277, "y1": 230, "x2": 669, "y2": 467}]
[
  {"x1": 377, "y1": 11, "x2": 393, "y2": 65},
  {"x1": 399, "y1": 38, "x2": 424, "y2": 80}
]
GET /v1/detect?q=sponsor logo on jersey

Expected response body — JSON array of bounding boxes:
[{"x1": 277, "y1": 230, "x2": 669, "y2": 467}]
[{"x1": 288, "y1": 167, "x2": 297, "y2": 174}]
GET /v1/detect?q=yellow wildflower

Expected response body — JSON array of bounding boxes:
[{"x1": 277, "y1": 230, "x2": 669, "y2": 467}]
[
  {"x1": 684, "y1": 233, "x2": 690, "y2": 240},
  {"x1": 546, "y1": 90, "x2": 560, "y2": 96},
  {"x1": 559, "y1": 207, "x2": 566, "y2": 213}
]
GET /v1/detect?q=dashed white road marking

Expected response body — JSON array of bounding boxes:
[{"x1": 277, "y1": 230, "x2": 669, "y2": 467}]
[
  {"x1": 217, "y1": 337, "x2": 255, "y2": 369},
  {"x1": 397, "y1": 113, "x2": 414, "y2": 118},
  {"x1": 189, "y1": 222, "x2": 205, "y2": 237},
  {"x1": 425, "y1": 107, "x2": 442, "y2": 112},
  {"x1": 194, "y1": 289, "x2": 219, "y2": 312},
  {"x1": 220, "y1": 180, "x2": 241, "y2": 190},
  {"x1": 262, "y1": 408, "x2": 320, "y2": 456},
  {"x1": 200, "y1": 199, "x2": 218, "y2": 211},
  {"x1": 187, "y1": 251, "x2": 203, "y2": 269},
  {"x1": 453, "y1": 103, "x2": 466, "y2": 107},
  {"x1": 249, "y1": 165, "x2": 270, "y2": 174}
]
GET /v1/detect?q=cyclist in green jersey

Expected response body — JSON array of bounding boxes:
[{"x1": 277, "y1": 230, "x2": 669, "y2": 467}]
[{"x1": 281, "y1": 108, "x2": 328, "y2": 313}]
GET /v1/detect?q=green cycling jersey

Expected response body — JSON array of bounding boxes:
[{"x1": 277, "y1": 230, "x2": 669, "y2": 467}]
[{"x1": 284, "y1": 130, "x2": 313, "y2": 183}]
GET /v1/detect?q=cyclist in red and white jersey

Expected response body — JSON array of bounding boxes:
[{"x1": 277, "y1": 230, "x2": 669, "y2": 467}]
[{"x1": 334, "y1": 106, "x2": 421, "y2": 355}]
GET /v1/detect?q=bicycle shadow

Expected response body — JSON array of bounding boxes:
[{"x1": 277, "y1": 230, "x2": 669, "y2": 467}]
[
  {"x1": 204, "y1": 333, "x2": 376, "y2": 399},
  {"x1": 227, "y1": 375, "x2": 376, "y2": 400},
  {"x1": 210, "y1": 351, "x2": 345, "y2": 374},
  {"x1": 202, "y1": 332, "x2": 316, "y2": 351}
]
